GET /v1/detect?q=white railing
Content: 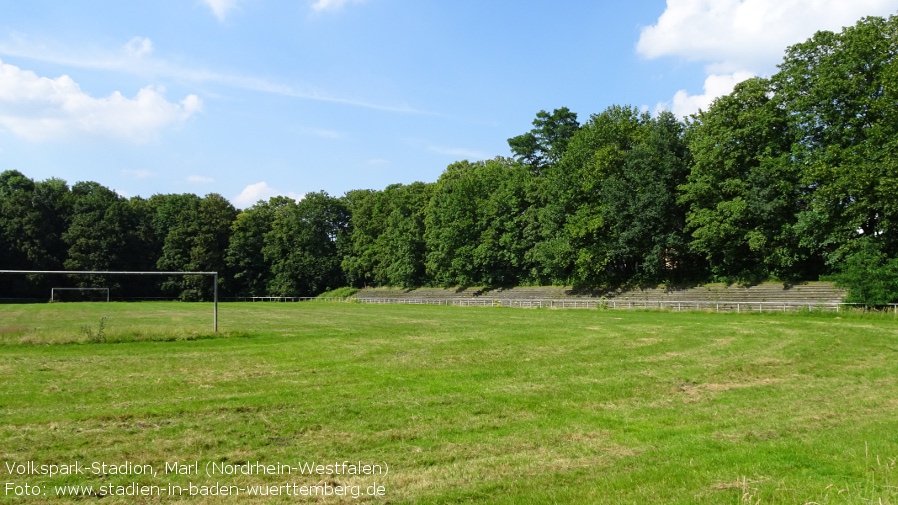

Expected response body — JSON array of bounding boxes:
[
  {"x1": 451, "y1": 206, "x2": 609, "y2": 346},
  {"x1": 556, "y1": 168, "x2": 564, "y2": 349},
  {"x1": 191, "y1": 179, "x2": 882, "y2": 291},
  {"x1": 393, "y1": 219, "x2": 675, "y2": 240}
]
[
  {"x1": 230, "y1": 296, "x2": 898, "y2": 313},
  {"x1": 350, "y1": 298, "x2": 859, "y2": 312}
]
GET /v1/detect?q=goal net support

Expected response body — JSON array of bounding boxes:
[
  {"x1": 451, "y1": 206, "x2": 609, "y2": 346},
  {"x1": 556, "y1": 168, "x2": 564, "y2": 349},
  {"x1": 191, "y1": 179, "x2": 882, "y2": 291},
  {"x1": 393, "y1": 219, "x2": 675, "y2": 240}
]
[
  {"x1": 0, "y1": 270, "x2": 219, "y2": 332},
  {"x1": 51, "y1": 287, "x2": 110, "y2": 302}
]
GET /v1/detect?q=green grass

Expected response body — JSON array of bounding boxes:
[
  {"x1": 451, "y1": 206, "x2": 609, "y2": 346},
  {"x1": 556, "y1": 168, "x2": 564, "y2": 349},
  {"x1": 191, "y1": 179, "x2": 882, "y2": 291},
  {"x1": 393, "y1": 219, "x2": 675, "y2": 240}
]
[
  {"x1": 316, "y1": 286, "x2": 361, "y2": 299},
  {"x1": 1, "y1": 302, "x2": 897, "y2": 503}
]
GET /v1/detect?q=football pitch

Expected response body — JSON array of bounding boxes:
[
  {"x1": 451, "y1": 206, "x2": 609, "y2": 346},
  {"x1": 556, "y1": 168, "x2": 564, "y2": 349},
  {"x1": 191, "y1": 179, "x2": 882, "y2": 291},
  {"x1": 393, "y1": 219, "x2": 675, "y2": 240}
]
[{"x1": 1, "y1": 302, "x2": 897, "y2": 504}]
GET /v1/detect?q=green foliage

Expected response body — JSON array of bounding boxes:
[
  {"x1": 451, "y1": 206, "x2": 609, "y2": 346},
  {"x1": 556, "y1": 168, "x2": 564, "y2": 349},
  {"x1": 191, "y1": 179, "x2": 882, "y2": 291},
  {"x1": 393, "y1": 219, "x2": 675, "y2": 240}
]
[
  {"x1": 63, "y1": 181, "x2": 144, "y2": 295},
  {"x1": 534, "y1": 106, "x2": 648, "y2": 286},
  {"x1": 340, "y1": 189, "x2": 382, "y2": 287},
  {"x1": 80, "y1": 316, "x2": 108, "y2": 343},
  {"x1": 681, "y1": 77, "x2": 813, "y2": 283},
  {"x1": 263, "y1": 191, "x2": 349, "y2": 296},
  {"x1": 4, "y1": 15, "x2": 898, "y2": 298},
  {"x1": 601, "y1": 111, "x2": 695, "y2": 285},
  {"x1": 536, "y1": 106, "x2": 695, "y2": 288},
  {"x1": 316, "y1": 286, "x2": 359, "y2": 298},
  {"x1": 341, "y1": 183, "x2": 432, "y2": 288},
  {"x1": 377, "y1": 183, "x2": 432, "y2": 287},
  {"x1": 776, "y1": 14, "x2": 898, "y2": 262},
  {"x1": 507, "y1": 107, "x2": 580, "y2": 174},
  {"x1": 425, "y1": 158, "x2": 535, "y2": 287},
  {"x1": 226, "y1": 196, "x2": 293, "y2": 296},
  {"x1": 0, "y1": 172, "x2": 70, "y2": 269},
  {"x1": 0, "y1": 171, "x2": 71, "y2": 296},
  {"x1": 828, "y1": 239, "x2": 898, "y2": 307},
  {"x1": 155, "y1": 193, "x2": 237, "y2": 300}
]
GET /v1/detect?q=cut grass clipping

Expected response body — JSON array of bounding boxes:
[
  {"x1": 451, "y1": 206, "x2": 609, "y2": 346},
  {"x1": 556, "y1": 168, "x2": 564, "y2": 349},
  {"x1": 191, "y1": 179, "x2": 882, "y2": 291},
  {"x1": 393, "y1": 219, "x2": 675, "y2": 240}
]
[{"x1": 1, "y1": 302, "x2": 897, "y2": 503}]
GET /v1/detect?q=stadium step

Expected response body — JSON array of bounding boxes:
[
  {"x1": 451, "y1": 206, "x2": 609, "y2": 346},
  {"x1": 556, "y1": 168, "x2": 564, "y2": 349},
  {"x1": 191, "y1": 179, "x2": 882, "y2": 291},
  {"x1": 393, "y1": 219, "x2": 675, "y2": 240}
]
[{"x1": 356, "y1": 282, "x2": 847, "y2": 304}]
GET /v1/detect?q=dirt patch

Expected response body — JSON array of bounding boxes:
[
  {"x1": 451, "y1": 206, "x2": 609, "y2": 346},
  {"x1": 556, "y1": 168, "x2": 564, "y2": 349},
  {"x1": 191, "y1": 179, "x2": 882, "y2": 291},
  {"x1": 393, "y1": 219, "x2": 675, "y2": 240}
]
[
  {"x1": 707, "y1": 476, "x2": 770, "y2": 503},
  {"x1": 625, "y1": 337, "x2": 663, "y2": 348},
  {"x1": 640, "y1": 351, "x2": 687, "y2": 362},
  {"x1": 714, "y1": 430, "x2": 780, "y2": 442},
  {"x1": 680, "y1": 378, "x2": 783, "y2": 398},
  {"x1": 0, "y1": 325, "x2": 28, "y2": 334},
  {"x1": 555, "y1": 431, "x2": 640, "y2": 459}
]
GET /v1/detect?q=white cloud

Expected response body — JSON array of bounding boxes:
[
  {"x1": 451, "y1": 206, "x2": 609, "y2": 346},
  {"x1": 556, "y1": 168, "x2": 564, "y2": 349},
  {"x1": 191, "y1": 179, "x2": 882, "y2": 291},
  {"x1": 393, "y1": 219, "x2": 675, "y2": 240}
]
[
  {"x1": 428, "y1": 145, "x2": 490, "y2": 160},
  {"x1": 660, "y1": 71, "x2": 755, "y2": 117},
  {"x1": 638, "y1": 0, "x2": 898, "y2": 73},
  {"x1": 203, "y1": 0, "x2": 241, "y2": 21},
  {"x1": 187, "y1": 175, "x2": 215, "y2": 183},
  {"x1": 638, "y1": 0, "x2": 898, "y2": 116},
  {"x1": 311, "y1": 0, "x2": 368, "y2": 12},
  {"x1": 0, "y1": 36, "x2": 427, "y2": 115},
  {"x1": 0, "y1": 59, "x2": 202, "y2": 143},
  {"x1": 233, "y1": 181, "x2": 304, "y2": 208},
  {"x1": 124, "y1": 37, "x2": 153, "y2": 58},
  {"x1": 122, "y1": 168, "x2": 156, "y2": 179}
]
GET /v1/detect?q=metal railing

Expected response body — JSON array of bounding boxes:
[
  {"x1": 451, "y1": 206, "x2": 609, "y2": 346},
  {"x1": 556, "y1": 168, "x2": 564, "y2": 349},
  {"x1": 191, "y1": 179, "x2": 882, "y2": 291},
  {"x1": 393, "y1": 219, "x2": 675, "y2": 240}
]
[{"x1": 229, "y1": 296, "x2": 898, "y2": 314}]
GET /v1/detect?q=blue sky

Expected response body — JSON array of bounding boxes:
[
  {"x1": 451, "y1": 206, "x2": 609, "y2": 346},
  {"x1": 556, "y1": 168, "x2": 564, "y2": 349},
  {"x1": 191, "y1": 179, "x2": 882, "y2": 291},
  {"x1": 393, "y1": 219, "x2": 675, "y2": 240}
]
[{"x1": 1, "y1": 0, "x2": 896, "y2": 208}]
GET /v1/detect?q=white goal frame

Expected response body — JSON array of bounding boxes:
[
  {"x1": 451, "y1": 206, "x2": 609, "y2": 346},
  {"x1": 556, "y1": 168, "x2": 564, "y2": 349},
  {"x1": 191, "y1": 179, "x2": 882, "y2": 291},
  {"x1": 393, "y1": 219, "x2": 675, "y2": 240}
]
[
  {"x1": 0, "y1": 270, "x2": 219, "y2": 332},
  {"x1": 51, "y1": 287, "x2": 110, "y2": 303}
]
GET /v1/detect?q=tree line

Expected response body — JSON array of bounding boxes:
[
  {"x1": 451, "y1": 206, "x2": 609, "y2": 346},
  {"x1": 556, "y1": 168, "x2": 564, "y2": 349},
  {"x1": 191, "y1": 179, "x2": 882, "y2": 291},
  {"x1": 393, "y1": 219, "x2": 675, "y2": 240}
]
[{"x1": 2, "y1": 15, "x2": 897, "y2": 304}]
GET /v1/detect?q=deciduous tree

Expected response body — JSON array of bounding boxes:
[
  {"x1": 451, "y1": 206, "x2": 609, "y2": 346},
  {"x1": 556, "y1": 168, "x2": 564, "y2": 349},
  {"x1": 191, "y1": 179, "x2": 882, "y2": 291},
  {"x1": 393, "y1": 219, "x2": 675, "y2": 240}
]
[
  {"x1": 263, "y1": 192, "x2": 349, "y2": 296},
  {"x1": 508, "y1": 107, "x2": 580, "y2": 175},
  {"x1": 681, "y1": 77, "x2": 810, "y2": 282},
  {"x1": 776, "y1": 14, "x2": 898, "y2": 265}
]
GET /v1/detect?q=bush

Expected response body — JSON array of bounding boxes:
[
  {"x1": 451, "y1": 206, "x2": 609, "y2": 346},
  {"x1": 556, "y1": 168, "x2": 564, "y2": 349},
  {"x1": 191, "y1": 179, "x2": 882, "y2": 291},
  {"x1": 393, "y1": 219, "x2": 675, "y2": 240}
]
[
  {"x1": 828, "y1": 240, "x2": 898, "y2": 307},
  {"x1": 316, "y1": 287, "x2": 360, "y2": 299}
]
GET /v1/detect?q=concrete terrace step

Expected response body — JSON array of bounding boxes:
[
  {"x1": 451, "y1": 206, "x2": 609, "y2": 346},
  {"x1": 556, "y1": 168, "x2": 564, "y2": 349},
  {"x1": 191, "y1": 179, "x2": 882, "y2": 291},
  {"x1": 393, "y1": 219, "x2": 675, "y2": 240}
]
[{"x1": 356, "y1": 282, "x2": 847, "y2": 304}]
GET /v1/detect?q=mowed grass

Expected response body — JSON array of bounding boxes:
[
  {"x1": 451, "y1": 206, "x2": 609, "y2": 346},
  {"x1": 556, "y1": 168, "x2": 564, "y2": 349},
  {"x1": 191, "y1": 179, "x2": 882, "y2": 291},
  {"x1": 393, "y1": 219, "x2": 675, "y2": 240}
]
[{"x1": 1, "y1": 302, "x2": 898, "y2": 504}]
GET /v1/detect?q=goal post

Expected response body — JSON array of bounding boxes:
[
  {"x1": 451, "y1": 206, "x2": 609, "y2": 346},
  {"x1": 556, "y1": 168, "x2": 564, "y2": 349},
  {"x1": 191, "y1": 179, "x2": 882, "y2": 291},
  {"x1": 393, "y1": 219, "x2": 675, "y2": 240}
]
[
  {"x1": 51, "y1": 287, "x2": 110, "y2": 303},
  {"x1": 0, "y1": 270, "x2": 219, "y2": 332}
]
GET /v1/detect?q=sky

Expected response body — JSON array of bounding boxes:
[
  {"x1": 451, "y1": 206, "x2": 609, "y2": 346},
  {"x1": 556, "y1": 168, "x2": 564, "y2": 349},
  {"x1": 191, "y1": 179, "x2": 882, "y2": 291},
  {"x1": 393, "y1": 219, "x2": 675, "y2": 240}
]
[{"x1": 1, "y1": 0, "x2": 897, "y2": 209}]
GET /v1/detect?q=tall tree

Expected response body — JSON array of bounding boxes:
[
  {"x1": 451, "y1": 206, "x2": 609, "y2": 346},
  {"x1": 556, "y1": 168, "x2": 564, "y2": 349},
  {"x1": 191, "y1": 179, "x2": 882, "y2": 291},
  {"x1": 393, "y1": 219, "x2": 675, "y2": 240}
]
[
  {"x1": 776, "y1": 14, "x2": 898, "y2": 268},
  {"x1": 63, "y1": 181, "x2": 135, "y2": 271},
  {"x1": 63, "y1": 181, "x2": 145, "y2": 294},
  {"x1": 0, "y1": 171, "x2": 70, "y2": 271},
  {"x1": 602, "y1": 111, "x2": 694, "y2": 285},
  {"x1": 681, "y1": 77, "x2": 811, "y2": 282},
  {"x1": 537, "y1": 106, "x2": 697, "y2": 287},
  {"x1": 377, "y1": 182, "x2": 432, "y2": 287},
  {"x1": 341, "y1": 189, "x2": 385, "y2": 288},
  {"x1": 263, "y1": 192, "x2": 349, "y2": 296},
  {"x1": 119, "y1": 196, "x2": 164, "y2": 296},
  {"x1": 538, "y1": 105, "x2": 650, "y2": 287},
  {"x1": 227, "y1": 196, "x2": 292, "y2": 297},
  {"x1": 425, "y1": 158, "x2": 533, "y2": 287},
  {"x1": 508, "y1": 107, "x2": 580, "y2": 174},
  {"x1": 154, "y1": 193, "x2": 203, "y2": 298},
  {"x1": 155, "y1": 193, "x2": 236, "y2": 300},
  {"x1": 343, "y1": 183, "x2": 433, "y2": 288},
  {"x1": 0, "y1": 171, "x2": 71, "y2": 297},
  {"x1": 31, "y1": 177, "x2": 72, "y2": 269}
]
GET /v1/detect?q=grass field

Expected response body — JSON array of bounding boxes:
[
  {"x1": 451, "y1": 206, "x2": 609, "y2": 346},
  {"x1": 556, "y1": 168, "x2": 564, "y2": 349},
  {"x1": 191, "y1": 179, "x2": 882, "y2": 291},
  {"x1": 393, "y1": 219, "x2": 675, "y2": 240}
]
[{"x1": 1, "y1": 302, "x2": 897, "y2": 504}]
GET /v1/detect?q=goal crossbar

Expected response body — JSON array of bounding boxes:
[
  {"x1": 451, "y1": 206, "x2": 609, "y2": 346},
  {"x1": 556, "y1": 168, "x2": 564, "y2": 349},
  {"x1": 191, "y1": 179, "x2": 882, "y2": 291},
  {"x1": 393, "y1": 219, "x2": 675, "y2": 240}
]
[{"x1": 0, "y1": 270, "x2": 219, "y2": 332}]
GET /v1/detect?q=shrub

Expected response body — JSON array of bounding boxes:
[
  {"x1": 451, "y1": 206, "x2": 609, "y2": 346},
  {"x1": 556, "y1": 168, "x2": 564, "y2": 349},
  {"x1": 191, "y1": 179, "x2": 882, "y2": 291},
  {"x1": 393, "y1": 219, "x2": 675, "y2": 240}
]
[
  {"x1": 316, "y1": 287, "x2": 360, "y2": 299},
  {"x1": 828, "y1": 240, "x2": 898, "y2": 307}
]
